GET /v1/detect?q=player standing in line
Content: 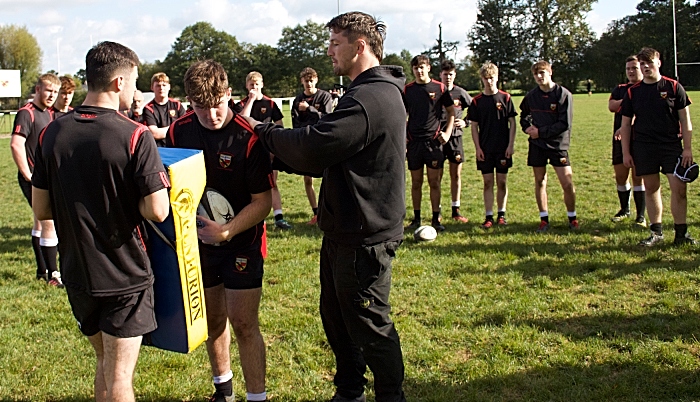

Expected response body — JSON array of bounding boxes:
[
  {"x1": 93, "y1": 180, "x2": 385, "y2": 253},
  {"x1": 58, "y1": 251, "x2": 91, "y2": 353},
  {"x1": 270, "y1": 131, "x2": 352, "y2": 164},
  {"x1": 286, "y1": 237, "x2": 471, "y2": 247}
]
[
  {"x1": 404, "y1": 55, "x2": 455, "y2": 232},
  {"x1": 609, "y1": 56, "x2": 646, "y2": 226},
  {"x1": 128, "y1": 89, "x2": 146, "y2": 124},
  {"x1": 468, "y1": 62, "x2": 517, "y2": 229},
  {"x1": 519, "y1": 60, "x2": 578, "y2": 232},
  {"x1": 439, "y1": 59, "x2": 471, "y2": 224},
  {"x1": 167, "y1": 60, "x2": 272, "y2": 402},
  {"x1": 620, "y1": 47, "x2": 695, "y2": 246},
  {"x1": 232, "y1": 72, "x2": 291, "y2": 230},
  {"x1": 51, "y1": 76, "x2": 75, "y2": 119},
  {"x1": 32, "y1": 41, "x2": 170, "y2": 402},
  {"x1": 291, "y1": 67, "x2": 334, "y2": 225},
  {"x1": 143, "y1": 72, "x2": 186, "y2": 146},
  {"x1": 10, "y1": 73, "x2": 62, "y2": 286},
  {"x1": 245, "y1": 12, "x2": 407, "y2": 401}
]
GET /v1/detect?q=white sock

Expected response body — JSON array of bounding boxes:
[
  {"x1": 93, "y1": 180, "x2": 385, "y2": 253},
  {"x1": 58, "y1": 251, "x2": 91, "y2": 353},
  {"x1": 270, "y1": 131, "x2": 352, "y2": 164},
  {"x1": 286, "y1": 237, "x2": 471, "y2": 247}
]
[
  {"x1": 485, "y1": 210, "x2": 493, "y2": 216},
  {"x1": 247, "y1": 391, "x2": 267, "y2": 401},
  {"x1": 539, "y1": 211, "x2": 548, "y2": 218},
  {"x1": 617, "y1": 183, "x2": 631, "y2": 191},
  {"x1": 273, "y1": 209, "x2": 283, "y2": 217},
  {"x1": 634, "y1": 185, "x2": 645, "y2": 192},
  {"x1": 31, "y1": 230, "x2": 41, "y2": 237},
  {"x1": 213, "y1": 370, "x2": 233, "y2": 384},
  {"x1": 40, "y1": 237, "x2": 58, "y2": 247},
  {"x1": 567, "y1": 211, "x2": 577, "y2": 217},
  {"x1": 451, "y1": 201, "x2": 460, "y2": 207}
]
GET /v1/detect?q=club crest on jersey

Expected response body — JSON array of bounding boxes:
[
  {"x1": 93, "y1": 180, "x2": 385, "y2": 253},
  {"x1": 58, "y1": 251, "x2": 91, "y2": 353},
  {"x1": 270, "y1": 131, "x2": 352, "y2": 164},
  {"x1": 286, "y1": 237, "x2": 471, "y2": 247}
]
[
  {"x1": 429, "y1": 92, "x2": 436, "y2": 100},
  {"x1": 169, "y1": 109, "x2": 177, "y2": 117},
  {"x1": 500, "y1": 159, "x2": 507, "y2": 166},
  {"x1": 219, "y1": 153, "x2": 232, "y2": 169},
  {"x1": 550, "y1": 103, "x2": 557, "y2": 111},
  {"x1": 660, "y1": 91, "x2": 668, "y2": 99},
  {"x1": 432, "y1": 160, "x2": 438, "y2": 168},
  {"x1": 560, "y1": 157, "x2": 568, "y2": 165},
  {"x1": 314, "y1": 103, "x2": 321, "y2": 109},
  {"x1": 496, "y1": 102, "x2": 503, "y2": 110},
  {"x1": 453, "y1": 99, "x2": 460, "y2": 107},
  {"x1": 260, "y1": 107, "x2": 267, "y2": 114},
  {"x1": 235, "y1": 257, "x2": 248, "y2": 271}
]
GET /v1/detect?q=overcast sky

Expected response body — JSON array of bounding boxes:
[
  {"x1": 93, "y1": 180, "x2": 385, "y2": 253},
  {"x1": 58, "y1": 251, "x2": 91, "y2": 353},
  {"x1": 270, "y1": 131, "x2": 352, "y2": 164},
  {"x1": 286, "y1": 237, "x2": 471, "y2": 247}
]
[{"x1": 1, "y1": 0, "x2": 642, "y2": 77}]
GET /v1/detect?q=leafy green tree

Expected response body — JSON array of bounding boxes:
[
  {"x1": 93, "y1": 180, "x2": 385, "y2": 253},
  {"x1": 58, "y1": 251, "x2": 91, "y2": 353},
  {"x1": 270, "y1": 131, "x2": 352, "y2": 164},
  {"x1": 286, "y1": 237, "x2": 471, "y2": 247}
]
[
  {"x1": 382, "y1": 49, "x2": 414, "y2": 83},
  {"x1": 162, "y1": 22, "x2": 245, "y2": 97},
  {"x1": 276, "y1": 20, "x2": 334, "y2": 94},
  {"x1": 137, "y1": 60, "x2": 164, "y2": 92},
  {"x1": 239, "y1": 43, "x2": 292, "y2": 97},
  {"x1": 0, "y1": 25, "x2": 42, "y2": 98},
  {"x1": 468, "y1": 0, "x2": 530, "y2": 85}
]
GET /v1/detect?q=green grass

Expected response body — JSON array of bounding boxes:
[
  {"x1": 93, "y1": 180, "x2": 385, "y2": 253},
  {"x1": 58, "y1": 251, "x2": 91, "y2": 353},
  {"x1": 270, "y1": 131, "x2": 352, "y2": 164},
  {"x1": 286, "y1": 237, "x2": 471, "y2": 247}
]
[{"x1": 2, "y1": 93, "x2": 700, "y2": 401}]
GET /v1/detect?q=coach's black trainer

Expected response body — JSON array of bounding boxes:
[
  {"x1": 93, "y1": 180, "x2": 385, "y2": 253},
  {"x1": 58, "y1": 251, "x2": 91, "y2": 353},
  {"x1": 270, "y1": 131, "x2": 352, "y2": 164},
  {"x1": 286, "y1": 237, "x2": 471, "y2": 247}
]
[
  {"x1": 639, "y1": 232, "x2": 664, "y2": 247},
  {"x1": 431, "y1": 219, "x2": 446, "y2": 232},
  {"x1": 611, "y1": 209, "x2": 630, "y2": 222},
  {"x1": 674, "y1": 232, "x2": 697, "y2": 245},
  {"x1": 330, "y1": 392, "x2": 366, "y2": 402},
  {"x1": 406, "y1": 219, "x2": 421, "y2": 230}
]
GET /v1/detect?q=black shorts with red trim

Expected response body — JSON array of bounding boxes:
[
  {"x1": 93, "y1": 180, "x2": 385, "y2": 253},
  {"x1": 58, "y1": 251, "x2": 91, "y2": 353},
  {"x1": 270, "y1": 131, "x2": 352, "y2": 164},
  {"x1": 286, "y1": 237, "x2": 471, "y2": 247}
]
[
  {"x1": 527, "y1": 145, "x2": 571, "y2": 167},
  {"x1": 200, "y1": 242, "x2": 264, "y2": 290},
  {"x1": 407, "y1": 139, "x2": 445, "y2": 171}
]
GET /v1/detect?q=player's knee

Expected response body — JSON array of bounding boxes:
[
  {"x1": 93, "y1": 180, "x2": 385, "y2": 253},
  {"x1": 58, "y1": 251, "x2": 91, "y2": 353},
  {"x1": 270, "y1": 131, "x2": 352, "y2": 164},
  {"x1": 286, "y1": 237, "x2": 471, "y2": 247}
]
[{"x1": 230, "y1": 316, "x2": 260, "y2": 339}]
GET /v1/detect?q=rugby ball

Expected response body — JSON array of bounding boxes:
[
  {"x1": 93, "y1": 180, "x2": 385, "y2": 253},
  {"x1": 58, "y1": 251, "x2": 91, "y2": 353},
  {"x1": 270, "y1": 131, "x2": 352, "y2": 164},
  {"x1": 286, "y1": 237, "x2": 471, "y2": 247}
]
[
  {"x1": 413, "y1": 225, "x2": 438, "y2": 242},
  {"x1": 196, "y1": 187, "x2": 235, "y2": 246}
]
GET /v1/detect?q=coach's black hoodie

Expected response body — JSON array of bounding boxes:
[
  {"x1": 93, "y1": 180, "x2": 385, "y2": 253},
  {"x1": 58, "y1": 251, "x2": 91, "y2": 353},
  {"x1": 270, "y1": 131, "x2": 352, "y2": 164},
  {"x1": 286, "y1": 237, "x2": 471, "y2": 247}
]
[{"x1": 254, "y1": 65, "x2": 407, "y2": 246}]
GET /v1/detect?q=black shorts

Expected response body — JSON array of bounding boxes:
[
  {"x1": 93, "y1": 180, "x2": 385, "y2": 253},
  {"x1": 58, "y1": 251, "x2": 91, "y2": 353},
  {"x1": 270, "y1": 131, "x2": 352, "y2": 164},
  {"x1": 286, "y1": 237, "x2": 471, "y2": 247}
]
[
  {"x1": 443, "y1": 136, "x2": 464, "y2": 164},
  {"x1": 477, "y1": 152, "x2": 512, "y2": 174},
  {"x1": 632, "y1": 140, "x2": 682, "y2": 176},
  {"x1": 17, "y1": 172, "x2": 32, "y2": 206},
  {"x1": 527, "y1": 145, "x2": 571, "y2": 167},
  {"x1": 407, "y1": 139, "x2": 445, "y2": 171},
  {"x1": 200, "y1": 243, "x2": 264, "y2": 290},
  {"x1": 66, "y1": 286, "x2": 157, "y2": 338}
]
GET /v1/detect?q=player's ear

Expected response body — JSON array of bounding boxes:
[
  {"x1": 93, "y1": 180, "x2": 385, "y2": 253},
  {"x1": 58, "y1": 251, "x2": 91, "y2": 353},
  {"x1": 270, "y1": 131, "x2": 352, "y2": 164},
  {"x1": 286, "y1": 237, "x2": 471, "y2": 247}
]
[
  {"x1": 356, "y1": 38, "x2": 366, "y2": 55},
  {"x1": 114, "y1": 75, "x2": 125, "y2": 92}
]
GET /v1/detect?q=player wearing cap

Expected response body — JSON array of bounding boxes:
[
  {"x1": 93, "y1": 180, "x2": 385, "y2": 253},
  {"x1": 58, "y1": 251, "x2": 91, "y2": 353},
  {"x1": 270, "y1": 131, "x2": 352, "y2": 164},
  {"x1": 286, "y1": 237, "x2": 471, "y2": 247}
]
[
  {"x1": 620, "y1": 47, "x2": 695, "y2": 246},
  {"x1": 167, "y1": 60, "x2": 273, "y2": 402}
]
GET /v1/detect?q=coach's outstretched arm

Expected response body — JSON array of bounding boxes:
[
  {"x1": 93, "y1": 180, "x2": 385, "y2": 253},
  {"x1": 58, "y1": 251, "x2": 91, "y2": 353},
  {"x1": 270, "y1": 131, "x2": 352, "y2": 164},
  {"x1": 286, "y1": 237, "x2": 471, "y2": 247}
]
[{"x1": 248, "y1": 99, "x2": 370, "y2": 175}]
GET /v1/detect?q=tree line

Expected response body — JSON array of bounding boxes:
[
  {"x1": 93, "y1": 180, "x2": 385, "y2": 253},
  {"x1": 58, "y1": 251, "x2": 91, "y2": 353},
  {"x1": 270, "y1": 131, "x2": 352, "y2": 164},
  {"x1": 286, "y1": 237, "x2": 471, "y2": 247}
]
[{"x1": 1, "y1": 0, "x2": 698, "y2": 103}]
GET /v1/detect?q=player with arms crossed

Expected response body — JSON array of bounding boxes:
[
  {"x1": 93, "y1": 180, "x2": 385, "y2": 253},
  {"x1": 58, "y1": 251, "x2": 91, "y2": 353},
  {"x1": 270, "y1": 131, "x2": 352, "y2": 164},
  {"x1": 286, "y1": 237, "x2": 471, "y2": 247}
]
[
  {"x1": 32, "y1": 41, "x2": 170, "y2": 402},
  {"x1": 233, "y1": 71, "x2": 291, "y2": 230},
  {"x1": 167, "y1": 60, "x2": 273, "y2": 402},
  {"x1": 10, "y1": 73, "x2": 61, "y2": 285},
  {"x1": 245, "y1": 12, "x2": 408, "y2": 402},
  {"x1": 609, "y1": 56, "x2": 646, "y2": 226},
  {"x1": 291, "y1": 67, "x2": 334, "y2": 225},
  {"x1": 143, "y1": 72, "x2": 186, "y2": 146},
  {"x1": 469, "y1": 62, "x2": 517, "y2": 229},
  {"x1": 520, "y1": 60, "x2": 578, "y2": 232},
  {"x1": 404, "y1": 55, "x2": 455, "y2": 232},
  {"x1": 439, "y1": 59, "x2": 472, "y2": 223},
  {"x1": 620, "y1": 47, "x2": 695, "y2": 246}
]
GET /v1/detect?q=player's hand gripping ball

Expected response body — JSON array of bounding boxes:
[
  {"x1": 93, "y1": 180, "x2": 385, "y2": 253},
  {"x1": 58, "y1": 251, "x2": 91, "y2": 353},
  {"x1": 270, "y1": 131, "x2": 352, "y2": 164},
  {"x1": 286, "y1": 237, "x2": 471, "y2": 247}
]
[{"x1": 196, "y1": 188, "x2": 235, "y2": 246}]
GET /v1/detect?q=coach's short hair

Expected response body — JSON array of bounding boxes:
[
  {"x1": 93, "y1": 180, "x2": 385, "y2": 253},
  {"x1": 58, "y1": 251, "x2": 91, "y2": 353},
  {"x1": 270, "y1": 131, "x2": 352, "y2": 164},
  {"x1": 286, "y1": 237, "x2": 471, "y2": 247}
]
[
  {"x1": 184, "y1": 60, "x2": 229, "y2": 109},
  {"x1": 326, "y1": 12, "x2": 386, "y2": 62},
  {"x1": 59, "y1": 76, "x2": 76, "y2": 93},
  {"x1": 479, "y1": 62, "x2": 499, "y2": 78},
  {"x1": 150, "y1": 72, "x2": 170, "y2": 86},
  {"x1": 637, "y1": 47, "x2": 660, "y2": 63},
  {"x1": 85, "y1": 41, "x2": 139, "y2": 92},
  {"x1": 300, "y1": 67, "x2": 318, "y2": 80},
  {"x1": 411, "y1": 55, "x2": 430, "y2": 68},
  {"x1": 441, "y1": 59, "x2": 456, "y2": 72},
  {"x1": 246, "y1": 71, "x2": 263, "y2": 83},
  {"x1": 625, "y1": 55, "x2": 639, "y2": 63},
  {"x1": 531, "y1": 60, "x2": 552, "y2": 75},
  {"x1": 36, "y1": 73, "x2": 60, "y2": 88}
]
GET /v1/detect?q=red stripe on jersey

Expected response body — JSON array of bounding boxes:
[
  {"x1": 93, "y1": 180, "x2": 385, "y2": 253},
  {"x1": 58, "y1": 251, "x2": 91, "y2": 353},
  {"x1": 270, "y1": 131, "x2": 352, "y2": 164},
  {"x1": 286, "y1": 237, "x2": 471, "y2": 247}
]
[
  {"x1": 13, "y1": 124, "x2": 22, "y2": 134},
  {"x1": 129, "y1": 125, "x2": 149, "y2": 155},
  {"x1": 500, "y1": 90, "x2": 511, "y2": 102},
  {"x1": 136, "y1": 225, "x2": 147, "y2": 252},
  {"x1": 38, "y1": 124, "x2": 50, "y2": 146},
  {"x1": 159, "y1": 171, "x2": 171, "y2": 188},
  {"x1": 169, "y1": 110, "x2": 196, "y2": 145},
  {"x1": 260, "y1": 222, "x2": 268, "y2": 259}
]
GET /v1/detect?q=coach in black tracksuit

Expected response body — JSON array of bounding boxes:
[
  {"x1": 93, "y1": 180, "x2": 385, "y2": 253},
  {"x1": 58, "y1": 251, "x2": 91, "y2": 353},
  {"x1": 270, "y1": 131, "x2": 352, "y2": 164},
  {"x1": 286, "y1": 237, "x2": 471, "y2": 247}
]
[{"x1": 246, "y1": 12, "x2": 407, "y2": 402}]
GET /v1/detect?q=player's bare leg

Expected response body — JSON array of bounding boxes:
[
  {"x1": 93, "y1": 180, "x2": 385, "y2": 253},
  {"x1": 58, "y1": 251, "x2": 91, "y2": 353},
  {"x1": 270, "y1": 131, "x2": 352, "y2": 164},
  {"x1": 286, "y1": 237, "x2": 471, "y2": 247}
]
[
  {"x1": 271, "y1": 170, "x2": 291, "y2": 229},
  {"x1": 554, "y1": 166, "x2": 576, "y2": 212},
  {"x1": 304, "y1": 176, "x2": 318, "y2": 224},
  {"x1": 450, "y1": 162, "x2": 467, "y2": 222},
  {"x1": 667, "y1": 174, "x2": 687, "y2": 224},
  {"x1": 427, "y1": 167, "x2": 444, "y2": 231},
  {"x1": 205, "y1": 285, "x2": 232, "y2": 378},
  {"x1": 496, "y1": 172, "x2": 509, "y2": 213},
  {"x1": 87, "y1": 332, "x2": 107, "y2": 402},
  {"x1": 226, "y1": 287, "x2": 265, "y2": 394},
  {"x1": 409, "y1": 168, "x2": 424, "y2": 226},
  {"x1": 642, "y1": 174, "x2": 662, "y2": 224},
  {"x1": 533, "y1": 167, "x2": 548, "y2": 213},
  {"x1": 482, "y1": 173, "x2": 494, "y2": 215},
  {"x1": 94, "y1": 332, "x2": 142, "y2": 402}
]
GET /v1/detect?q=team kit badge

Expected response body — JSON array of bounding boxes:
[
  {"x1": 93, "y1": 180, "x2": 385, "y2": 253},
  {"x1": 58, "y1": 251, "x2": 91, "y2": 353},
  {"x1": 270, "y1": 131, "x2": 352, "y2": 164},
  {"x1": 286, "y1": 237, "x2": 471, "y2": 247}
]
[
  {"x1": 453, "y1": 99, "x2": 460, "y2": 107},
  {"x1": 429, "y1": 92, "x2": 436, "y2": 100},
  {"x1": 560, "y1": 157, "x2": 568, "y2": 165},
  {"x1": 169, "y1": 109, "x2": 177, "y2": 117},
  {"x1": 219, "y1": 153, "x2": 232, "y2": 169},
  {"x1": 496, "y1": 102, "x2": 503, "y2": 110},
  {"x1": 550, "y1": 103, "x2": 557, "y2": 111},
  {"x1": 235, "y1": 257, "x2": 248, "y2": 271},
  {"x1": 260, "y1": 107, "x2": 267, "y2": 114},
  {"x1": 660, "y1": 91, "x2": 668, "y2": 99}
]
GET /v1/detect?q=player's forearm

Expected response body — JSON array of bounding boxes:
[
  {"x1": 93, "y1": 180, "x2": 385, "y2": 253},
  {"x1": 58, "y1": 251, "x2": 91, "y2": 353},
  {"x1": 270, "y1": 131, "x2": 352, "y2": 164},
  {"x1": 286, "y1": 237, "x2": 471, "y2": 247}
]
[
  {"x1": 10, "y1": 137, "x2": 31, "y2": 180},
  {"x1": 222, "y1": 191, "x2": 271, "y2": 240},
  {"x1": 140, "y1": 188, "x2": 170, "y2": 222},
  {"x1": 508, "y1": 117, "x2": 517, "y2": 147},
  {"x1": 608, "y1": 99, "x2": 622, "y2": 113},
  {"x1": 620, "y1": 119, "x2": 632, "y2": 155},
  {"x1": 149, "y1": 125, "x2": 168, "y2": 140},
  {"x1": 470, "y1": 124, "x2": 480, "y2": 148},
  {"x1": 240, "y1": 98, "x2": 255, "y2": 117}
]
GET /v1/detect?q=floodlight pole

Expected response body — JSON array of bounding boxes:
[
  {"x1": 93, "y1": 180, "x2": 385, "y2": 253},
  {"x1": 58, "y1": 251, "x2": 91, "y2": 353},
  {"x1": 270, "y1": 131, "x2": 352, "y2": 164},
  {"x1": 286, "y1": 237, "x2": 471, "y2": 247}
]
[
  {"x1": 672, "y1": 0, "x2": 679, "y2": 80},
  {"x1": 338, "y1": 0, "x2": 343, "y2": 88},
  {"x1": 57, "y1": 38, "x2": 61, "y2": 75}
]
